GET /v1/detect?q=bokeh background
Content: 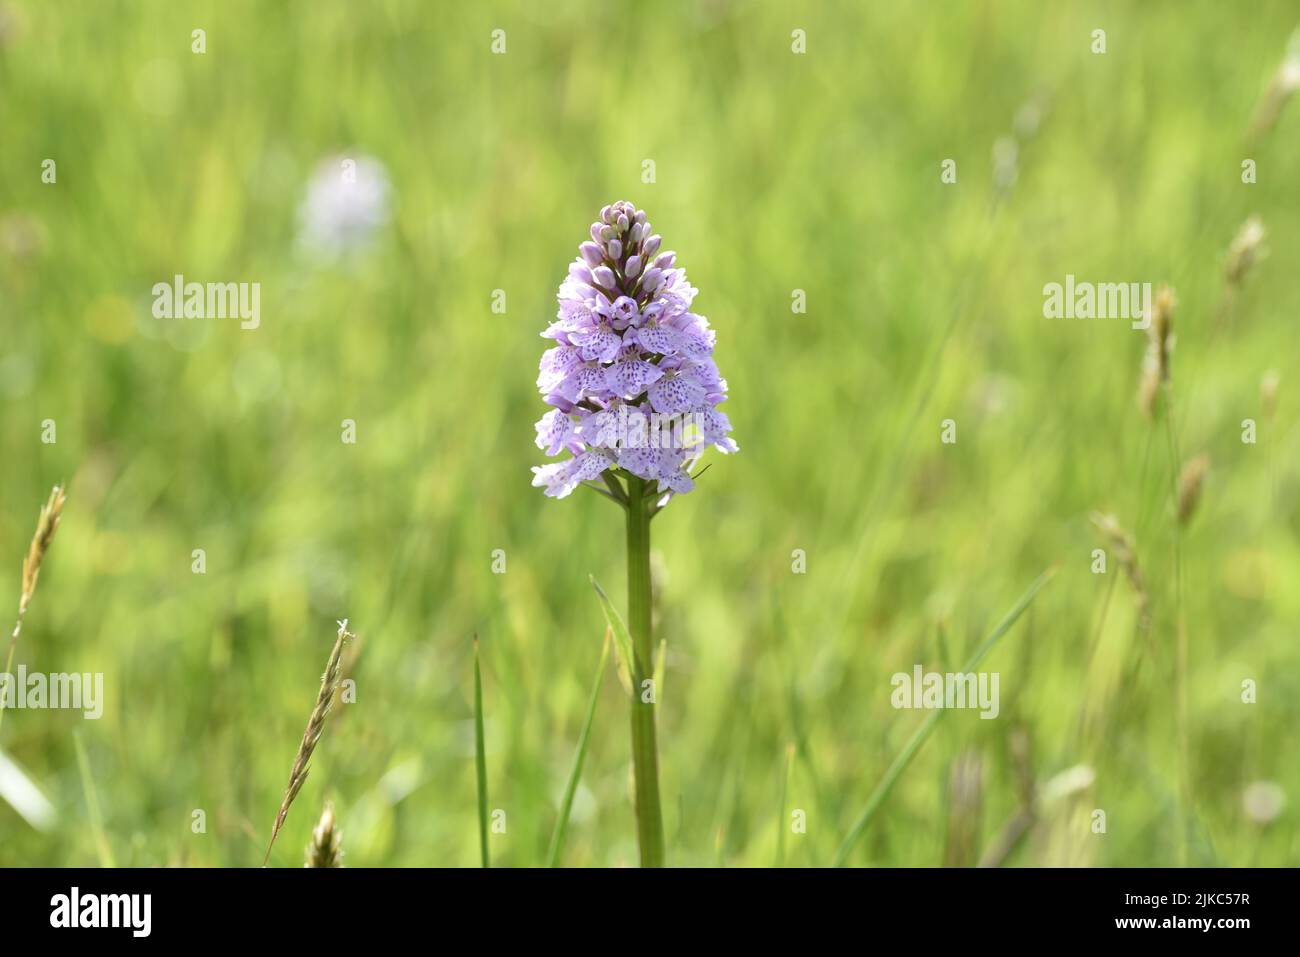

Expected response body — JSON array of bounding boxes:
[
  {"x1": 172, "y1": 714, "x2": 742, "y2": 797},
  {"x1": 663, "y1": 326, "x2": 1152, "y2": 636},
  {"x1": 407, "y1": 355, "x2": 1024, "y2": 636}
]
[{"x1": 1, "y1": 0, "x2": 1297, "y2": 867}]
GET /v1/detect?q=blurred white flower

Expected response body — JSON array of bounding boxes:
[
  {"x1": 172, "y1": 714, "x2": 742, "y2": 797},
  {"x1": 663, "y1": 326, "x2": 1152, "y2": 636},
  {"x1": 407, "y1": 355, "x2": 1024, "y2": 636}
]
[
  {"x1": 297, "y1": 154, "x2": 391, "y2": 260},
  {"x1": 1243, "y1": 781, "x2": 1285, "y2": 825}
]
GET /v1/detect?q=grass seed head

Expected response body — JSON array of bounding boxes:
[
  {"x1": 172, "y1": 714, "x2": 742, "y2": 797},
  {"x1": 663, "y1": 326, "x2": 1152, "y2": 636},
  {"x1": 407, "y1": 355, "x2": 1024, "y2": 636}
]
[
  {"x1": 1177, "y1": 454, "x2": 1210, "y2": 525},
  {"x1": 264, "y1": 620, "x2": 352, "y2": 865},
  {"x1": 1249, "y1": 30, "x2": 1300, "y2": 140},
  {"x1": 1090, "y1": 512, "x2": 1150, "y2": 633},
  {"x1": 1225, "y1": 216, "x2": 1267, "y2": 287},
  {"x1": 19, "y1": 484, "x2": 66, "y2": 618},
  {"x1": 304, "y1": 800, "x2": 344, "y2": 867},
  {"x1": 1138, "y1": 286, "x2": 1176, "y2": 418}
]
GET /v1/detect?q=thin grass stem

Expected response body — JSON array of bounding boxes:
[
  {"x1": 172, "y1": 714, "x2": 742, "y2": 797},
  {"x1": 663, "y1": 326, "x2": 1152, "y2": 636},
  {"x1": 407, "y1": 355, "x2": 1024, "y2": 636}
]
[
  {"x1": 73, "y1": 730, "x2": 114, "y2": 867},
  {"x1": 473, "y1": 637, "x2": 490, "y2": 868}
]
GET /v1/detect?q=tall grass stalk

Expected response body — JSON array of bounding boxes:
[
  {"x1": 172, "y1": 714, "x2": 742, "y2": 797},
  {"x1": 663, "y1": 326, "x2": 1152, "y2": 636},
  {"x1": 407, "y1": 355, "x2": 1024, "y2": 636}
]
[
  {"x1": 833, "y1": 566, "x2": 1056, "y2": 867},
  {"x1": 473, "y1": 637, "x2": 490, "y2": 868},
  {"x1": 73, "y1": 729, "x2": 114, "y2": 867},
  {"x1": 978, "y1": 729, "x2": 1036, "y2": 867},
  {"x1": 775, "y1": 742, "x2": 795, "y2": 867},
  {"x1": 0, "y1": 485, "x2": 66, "y2": 737},
  {"x1": 546, "y1": 628, "x2": 611, "y2": 867},
  {"x1": 1162, "y1": 391, "x2": 1190, "y2": 866}
]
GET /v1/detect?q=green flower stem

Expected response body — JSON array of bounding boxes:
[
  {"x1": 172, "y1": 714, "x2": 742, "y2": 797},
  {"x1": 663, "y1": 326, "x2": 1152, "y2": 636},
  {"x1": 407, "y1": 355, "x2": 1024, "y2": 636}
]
[{"x1": 624, "y1": 475, "x2": 664, "y2": 867}]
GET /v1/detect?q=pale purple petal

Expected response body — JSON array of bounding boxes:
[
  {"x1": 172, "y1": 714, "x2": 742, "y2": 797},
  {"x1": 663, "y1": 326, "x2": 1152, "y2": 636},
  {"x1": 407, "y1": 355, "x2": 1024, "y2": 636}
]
[
  {"x1": 604, "y1": 356, "x2": 664, "y2": 397},
  {"x1": 534, "y1": 409, "x2": 575, "y2": 456},
  {"x1": 573, "y1": 325, "x2": 622, "y2": 362},
  {"x1": 648, "y1": 372, "x2": 706, "y2": 414},
  {"x1": 635, "y1": 323, "x2": 679, "y2": 356}
]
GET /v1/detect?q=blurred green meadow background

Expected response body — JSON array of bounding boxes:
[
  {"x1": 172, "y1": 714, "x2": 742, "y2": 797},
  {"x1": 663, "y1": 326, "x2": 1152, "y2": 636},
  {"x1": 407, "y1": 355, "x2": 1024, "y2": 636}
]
[{"x1": 1, "y1": 0, "x2": 1297, "y2": 867}]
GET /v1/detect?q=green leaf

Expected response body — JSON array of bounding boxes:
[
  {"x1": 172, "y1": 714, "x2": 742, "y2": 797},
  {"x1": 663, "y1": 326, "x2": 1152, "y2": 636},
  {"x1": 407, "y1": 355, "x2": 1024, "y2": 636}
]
[
  {"x1": 776, "y1": 742, "x2": 795, "y2": 867},
  {"x1": 590, "y1": 575, "x2": 634, "y2": 696},
  {"x1": 0, "y1": 746, "x2": 56, "y2": 832},
  {"x1": 546, "y1": 628, "x2": 611, "y2": 867}
]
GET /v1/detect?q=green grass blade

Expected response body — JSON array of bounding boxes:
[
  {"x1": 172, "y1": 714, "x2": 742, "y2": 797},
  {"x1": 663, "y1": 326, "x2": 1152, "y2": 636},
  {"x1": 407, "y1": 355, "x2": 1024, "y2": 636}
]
[
  {"x1": 590, "y1": 575, "x2": 634, "y2": 695},
  {"x1": 0, "y1": 643, "x2": 17, "y2": 738},
  {"x1": 73, "y1": 730, "x2": 115, "y2": 867},
  {"x1": 776, "y1": 741, "x2": 795, "y2": 867},
  {"x1": 0, "y1": 746, "x2": 56, "y2": 831},
  {"x1": 546, "y1": 628, "x2": 612, "y2": 867},
  {"x1": 473, "y1": 637, "x2": 489, "y2": 868},
  {"x1": 935, "y1": 621, "x2": 953, "y2": 671},
  {"x1": 833, "y1": 566, "x2": 1057, "y2": 867}
]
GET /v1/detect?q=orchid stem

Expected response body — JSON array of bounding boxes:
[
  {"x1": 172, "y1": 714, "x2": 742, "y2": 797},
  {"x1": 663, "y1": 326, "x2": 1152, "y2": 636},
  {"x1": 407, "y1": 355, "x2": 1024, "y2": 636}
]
[{"x1": 624, "y1": 475, "x2": 665, "y2": 866}]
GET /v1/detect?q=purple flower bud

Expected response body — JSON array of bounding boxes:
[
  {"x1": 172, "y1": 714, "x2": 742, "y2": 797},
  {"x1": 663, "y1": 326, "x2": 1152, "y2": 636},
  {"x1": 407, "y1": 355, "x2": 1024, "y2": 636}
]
[
  {"x1": 568, "y1": 262, "x2": 594, "y2": 284},
  {"x1": 628, "y1": 223, "x2": 644, "y2": 244},
  {"x1": 579, "y1": 242, "x2": 603, "y2": 267},
  {"x1": 607, "y1": 238, "x2": 622, "y2": 260},
  {"x1": 610, "y1": 296, "x2": 640, "y2": 329},
  {"x1": 616, "y1": 213, "x2": 629, "y2": 232},
  {"x1": 590, "y1": 223, "x2": 605, "y2": 243},
  {"x1": 654, "y1": 252, "x2": 675, "y2": 269},
  {"x1": 634, "y1": 210, "x2": 647, "y2": 225},
  {"x1": 625, "y1": 255, "x2": 643, "y2": 279},
  {"x1": 640, "y1": 267, "x2": 662, "y2": 291},
  {"x1": 600, "y1": 205, "x2": 613, "y2": 224},
  {"x1": 591, "y1": 265, "x2": 616, "y2": 288},
  {"x1": 599, "y1": 225, "x2": 615, "y2": 242},
  {"x1": 643, "y1": 234, "x2": 662, "y2": 257}
]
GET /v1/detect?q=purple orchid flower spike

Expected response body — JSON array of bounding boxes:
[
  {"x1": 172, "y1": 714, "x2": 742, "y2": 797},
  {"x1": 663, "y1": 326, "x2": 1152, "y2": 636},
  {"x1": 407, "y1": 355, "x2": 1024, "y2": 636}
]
[{"x1": 531, "y1": 200, "x2": 737, "y2": 505}]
